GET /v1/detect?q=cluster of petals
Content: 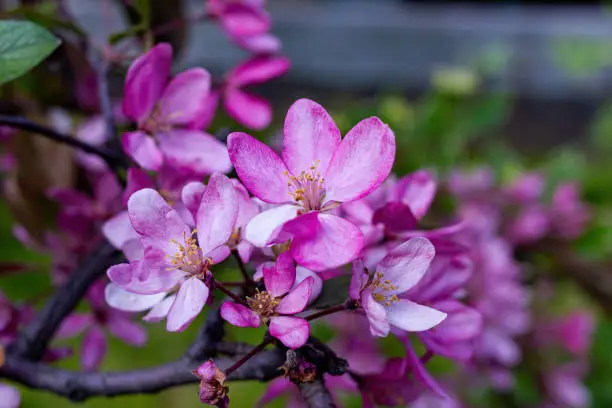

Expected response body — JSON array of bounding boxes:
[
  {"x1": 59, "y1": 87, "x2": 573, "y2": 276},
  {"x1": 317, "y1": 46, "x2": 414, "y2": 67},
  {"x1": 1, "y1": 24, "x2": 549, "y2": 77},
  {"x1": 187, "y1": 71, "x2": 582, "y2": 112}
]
[
  {"x1": 121, "y1": 43, "x2": 231, "y2": 175},
  {"x1": 221, "y1": 252, "x2": 314, "y2": 348},
  {"x1": 229, "y1": 98, "x2": 395, "y2": 271},
  {"x1": 106, "y1": 173, "x2": 239, "y2": 332}
]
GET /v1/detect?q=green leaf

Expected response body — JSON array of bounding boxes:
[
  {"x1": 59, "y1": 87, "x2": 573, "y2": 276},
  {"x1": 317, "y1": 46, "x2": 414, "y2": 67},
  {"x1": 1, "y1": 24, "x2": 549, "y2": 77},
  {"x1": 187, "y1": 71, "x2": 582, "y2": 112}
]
[
  {"x1": 0, "y1": 20, "x2": 61, "y2": 85},
  {"x1": 309, "y1": 274, "x2": 351, "y2": 310}
]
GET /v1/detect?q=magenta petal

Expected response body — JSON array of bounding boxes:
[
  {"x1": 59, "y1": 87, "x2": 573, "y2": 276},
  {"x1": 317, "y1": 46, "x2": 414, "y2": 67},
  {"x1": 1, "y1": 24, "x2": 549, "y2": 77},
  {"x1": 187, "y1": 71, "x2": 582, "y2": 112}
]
[
  {"x1": 158, "y1": 68, "x2": 211, "y2": 127},
  {"x1": 405, "y1": 341, "x2": 448, "y2": 398},
  {"x1": 221, "y1": 3, "x2": 270, "y2": 37},
  {"x1": 295, "y1": 267, "x2": 323, "y2": 304},
  {"x1": 227, "y1": 132, "x2": 290, "y2": 203},
  {"x1": 349, "y1": 258, "x2": 367, "y2": 300},
  {"x1": 282, "y1": 98, "x2": 341, "y2": 176},
  {"x1": 377, "y1": 237, "x2": 436, "y2": 294},
  {"x1": 291, "y1": 214, "x2": 364, "y2": 272},
  {"x1": 325, "y1": 117, "x2": 395, "y2": 203},
  {"x1": 166, "y1": 277, "x2": 209, "y2": 332},
  {"x1": 224, "y1": 88, "x2": 272, "y2": 130},
  {"x1": 230, "y1": 55, "x2": 291, "y2": 87},
  {"x1": 122, "y1": 43, "x2": 172, "y2": 123},
  {"x1": 372, "y1": 203, "x2": 418, "y2": 234},
  {"x1": 122, "y1": 131, "x2": 163, "y2": 171},
  {"x1": 281, "y1": 212, "x2": 320, "y2": 240},
  {"x1": 244, "y1": 205, "x2": 298, "y2": 247},
  {"x1": 269, "y1": 316, "x2": 310, "y2": 349},
  {"x1": 276, "y1": 276, "x2": 313, "y2": 314},
  {"x1": 220, "y1": 301, "x2": 260, "y2": 328},
  {"x1": 108, "y1": 258, "x2": 184, "y2": 295},
  {"x1": 104, "y1": 283, "x2": 166, "y2": 312},
  {"x1": 255, "y1": 377, "x2": 292, "y2": 408},
  {"x1": 102, "y1": 211, "x2": 139, "y2": 250},
  {"x1": 182, "y1": 181, "x2": 207, "y2": 221},
  {"x1": 81, "y1": 326, "x2": 107, "y2": 371},
  {"x1": 385, "y1": 299, "x2": 447, "y2": 332},
  {"x1": 127, "y1": 188, "x2": 191, "y2": 254},
  {"x1": 107, "y1": 315, "x2": 147, "y2": 346},
  {"x1": 429, "y1": 300, "x2": 482, "y2": 342},
  {"x1": 362, "y1": 290, "x2": 390, "y2": 337},
  {"x1": 143, "y1": 295, "x2": 176, "y2": 322},
  {"x1": 235, "y1": 32, "x2": 282, "y2": 54},
  {"x1": 196, "y1": 173, "x2": 239, "y2": 255},
  {"x1": 157, "y1": 130, "x2": 232, "y2": 175},
  {"x1": 263, "y1": 251, "x2": 296, "y2": 298},
  {"x1": 56, "y1": 313, "x2": 92, "y2": 339},
  {"x1": 396, "y1": 170, "x2": 437, "y2": 220},
  {"x1": 123, "y1": 168, "x2": 155, "y2": 205}
]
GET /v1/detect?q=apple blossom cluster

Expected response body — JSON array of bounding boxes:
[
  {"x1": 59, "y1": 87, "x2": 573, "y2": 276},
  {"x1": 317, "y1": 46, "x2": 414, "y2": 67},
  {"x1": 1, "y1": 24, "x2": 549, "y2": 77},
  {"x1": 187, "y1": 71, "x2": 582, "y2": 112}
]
[{"x1": 0, "y1": 39, "x2": 596, "y2": 408}]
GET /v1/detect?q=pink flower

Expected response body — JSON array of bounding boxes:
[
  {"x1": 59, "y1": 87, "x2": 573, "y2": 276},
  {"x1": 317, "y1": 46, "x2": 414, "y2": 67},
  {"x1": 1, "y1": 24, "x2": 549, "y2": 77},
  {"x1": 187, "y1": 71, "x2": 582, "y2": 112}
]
[
  {"x1": 215, "y1": 56, "x2": 290, "y2": 130},
  {"x1": 350, "y1": 237, "x2": 446, "y2": 337},
  {"x1": 56, "y1": 281, "x2": 147, "y2": 371},
  {"x1": 121, "y1": 43, "x2": 231, "y2": 175},
  {"x1": 220, "y1": 252, "x2": 314, "y2": 348},
  {"x1": 550, "y1": 183, "x2": 590, "y2": 239},
  {"x1": 229, "y1": 98, "x2": 395, "y2": 270},
  {"x1": 193, "y1": 360, "x2": 229, "y2": 408},
  {"x1": 106, "y1": 173, "x2": 239, "y2": 331},
  {"x1": 0, "y1": 383, "x2": 20, "y2": 408},
  {"x1": 358, "y1": 358, "x2": 423, "y2": 407}
]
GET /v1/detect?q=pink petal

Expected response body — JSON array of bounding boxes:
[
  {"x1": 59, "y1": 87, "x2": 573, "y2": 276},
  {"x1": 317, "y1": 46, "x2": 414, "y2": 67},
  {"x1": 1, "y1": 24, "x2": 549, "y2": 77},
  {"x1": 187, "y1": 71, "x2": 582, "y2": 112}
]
[
  {"x1": 122, "y1": 43, "x2": 172, "y2": 123},
  {"x1": 235, "y1": 32, "x2": 281, "y2": 54},
  {"x1": 182, "y1": 181, "x2": 207, "y2": 221},
  {"x1": 166, "y1": 277, "x2": 209, "y2": 332},
  {"x1": 224, "y1": 88, "x2": 272, "y2": 130},
  {"x1": 124, "y1": 168, "x2": 155, "y2": 203},
  {"x1": 280, "y1": 212, "x2": 320, "y2": 241},
  {"x1": 158, "y1": 68, "x2": 211, "y2": 127},
  {"x1": 410, "y1": 256, "x2": 472, "y2": 302},
  {"x1": 221, "y1": 3, "x2": 270, "y2": 38},
  {"x1": 385, "y1": 299, "x2": 446, "y2": 332},
  {"x1": 102, "y1": 211, "x2": 139, "y2": 250},
  {"x1": 269, "y1": 316, "x2": 310, "y2": 349},
  {"x1": 255, "y1": 378, "x2": 291, "y2": 408},
  {"x1": 372, "y1": 203, "x2": 418, "y2": 234},
  {"x1": 428, "y1": 300, "x2": 482, "y2": 342},
  {"x1": 362, "y1": 290, "x2": 390, "y2": 337},
  {"x1": 81, "y1": 326, "x2": 107, "y2": 371},
  {"x1": 276, "y1": 276, "x2": 313, "y2": 314},
  {"x1": 291, "y1": 213, "x2": 364, "y2": 272},
  {"x1": 56, "y1": 313, "x2": 92, "y2": 339},
  {"x1": 349, "y1": 258, "x2": 367, "y2": 300},
  {"x1": 396, "y1": 170, "x2": 437, "y2": 219},
  {"x1": 0, "y1": 384, "x2": 20, "y2": 408},
  {"x1": 196, "y1": 173, "x2": 239, "y2": 255},
  {"x1": 227, "y1": 132, "x2": 291, "y2": 202},
  {"x1": 282, "y1": 98, "x2": 341, "y2": 176},
  {"x1": 122, "y1": 131, "x2": 163, "y2": 171},
  {"x1": 295, "y1": 267, "x2": 323, "y2": 304},
  {"x1": 194, "y1": 90, "x2": 220, "y2": 130},
  {"x1": 263, "y1": 251, "x2": 296, "y2": 298},
  {"x1": 107, "y1": 315, "x2": 147, "y2": 346},
  {"x1": 244, "y1": 205, "x2": 298, "y2": 247},
  {"x1": 377, "y1": 237, "x2": 436, "y2": 294},
  {"x1": 127, "y1": 188, "x2": 191, "y2": 254},
  {"x1": 107, "y1": 259, "x2": 184, "y2": 295},
  {"x1": 229, "y1": 55, "x2": 291, "y2": 87},
  {"x1": 143, "y1": 294, "x2": 176, "y2": 322},
  {"x1": 325, "y1": 117, "x2": 395, "y2": 203},
  {"x1": 405, "y1": 341, "x2": 448, "y2": 398},
  {"x1": 157, "y1": 130, "x2": 232, "y2": 175},
  {"x1": 104, "y1": 283, "x2": 166, "y2": 312},
  {"x1": 220, "y1": 301, "x2": 260, "y2": 328}
]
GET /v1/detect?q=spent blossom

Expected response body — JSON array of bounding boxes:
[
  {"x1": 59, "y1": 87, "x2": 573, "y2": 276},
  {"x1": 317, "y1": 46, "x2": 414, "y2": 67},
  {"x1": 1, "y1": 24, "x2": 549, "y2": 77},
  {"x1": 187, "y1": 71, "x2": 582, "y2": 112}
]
[{"x1": 194, "y1": 360, "x2": 229, "y2": 408}]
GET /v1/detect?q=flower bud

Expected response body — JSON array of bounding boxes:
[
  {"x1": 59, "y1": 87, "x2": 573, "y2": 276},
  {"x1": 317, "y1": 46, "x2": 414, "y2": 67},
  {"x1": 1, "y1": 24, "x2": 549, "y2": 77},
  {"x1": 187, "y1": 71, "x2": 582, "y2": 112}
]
[
  {"x1": 280, "y1": 350, "x2": 316, "y2": 384},
  {"x1": 193, "y1": 360, "x2": 229, "y2": 407}
]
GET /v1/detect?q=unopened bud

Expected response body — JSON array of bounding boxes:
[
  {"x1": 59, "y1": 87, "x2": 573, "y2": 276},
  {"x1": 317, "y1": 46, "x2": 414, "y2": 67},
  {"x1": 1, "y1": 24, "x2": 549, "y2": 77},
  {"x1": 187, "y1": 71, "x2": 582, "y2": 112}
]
[{"x1": 193, "y1": 360, "x2": 229, "y2": 407}]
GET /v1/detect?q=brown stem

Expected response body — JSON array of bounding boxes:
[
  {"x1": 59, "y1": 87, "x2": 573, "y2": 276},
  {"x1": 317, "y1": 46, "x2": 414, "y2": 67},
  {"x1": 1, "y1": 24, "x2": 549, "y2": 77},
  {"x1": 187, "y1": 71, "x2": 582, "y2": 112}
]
[
  {"x1": 224, "y1": 338, "x2": 274, "y2": 377},
  {"x1": 305, "y1": 304, "x2": 347, "y2": 322},
  {"x1": 215, "y1": 281, "x2": 246, "y2": 305}
]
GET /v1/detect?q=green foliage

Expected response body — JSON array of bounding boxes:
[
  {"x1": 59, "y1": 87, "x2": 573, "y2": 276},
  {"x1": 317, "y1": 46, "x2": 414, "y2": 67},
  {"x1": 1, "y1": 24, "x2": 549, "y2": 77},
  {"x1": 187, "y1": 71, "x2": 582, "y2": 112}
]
[{"x1": 0, "y1": 20, "x2": 60, "y2": 85}]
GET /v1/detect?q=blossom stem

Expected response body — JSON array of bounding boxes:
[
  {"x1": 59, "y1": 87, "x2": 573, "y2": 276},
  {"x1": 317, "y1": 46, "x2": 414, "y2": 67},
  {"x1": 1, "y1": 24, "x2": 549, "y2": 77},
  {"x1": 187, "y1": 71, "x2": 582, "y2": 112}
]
[
  {"x1": 231, "y1": 249, "x2": 253, "y2": 285},
  {"x1": 223, "y1": 338, "x2": 274, "y2": 377},
  {"x1": 305, "y1": 304, "x2": 348, "y2": 322},
  {"x1": 0, "y1": 115, "x2": 127, "y2": 170},
  {"x1": 215, "y1": 281, "x2": 246, "y2": 304},
  {"x1": 420, "y1": 350, "x2": 434, "y2": 364}
]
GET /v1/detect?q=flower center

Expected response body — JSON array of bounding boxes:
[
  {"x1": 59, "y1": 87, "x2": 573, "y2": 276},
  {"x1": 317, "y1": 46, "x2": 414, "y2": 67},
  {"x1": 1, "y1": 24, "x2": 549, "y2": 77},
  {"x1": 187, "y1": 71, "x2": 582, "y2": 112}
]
[
  {"x1": 370, "y1": 271, "x2": 399, "y2": 307},
  {"x1": 286, "y1": 161, "x2": 326, "y2": 212},
  {"x1": 168, "y1": 230, "x2": 211, "y2": 276},
  {"x1": 247, "y1": 290, "x2": 279, "y2": 319}
]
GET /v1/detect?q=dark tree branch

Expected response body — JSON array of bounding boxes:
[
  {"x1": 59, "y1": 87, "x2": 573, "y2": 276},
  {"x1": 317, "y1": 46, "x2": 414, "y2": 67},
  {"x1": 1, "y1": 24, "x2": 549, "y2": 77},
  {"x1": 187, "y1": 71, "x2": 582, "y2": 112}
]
[
  {"x1": 8, "y1": 241, "x2": 120, "y2": 360},
  {"x1": 298, "y1": 380, "x2": 337, "y2": 408},
  {"x1": 0, "y1": 115, "x2": 127, "y2": 170},
  {"x1": 184, "y1": 309, "x2": 225, "y2": 362},
  {"x1": 0, "y1": 347, "x2": 286, "y2": 402},
  {"x1": 214, "y1": 341, "x2": 254, "y2": 356}
]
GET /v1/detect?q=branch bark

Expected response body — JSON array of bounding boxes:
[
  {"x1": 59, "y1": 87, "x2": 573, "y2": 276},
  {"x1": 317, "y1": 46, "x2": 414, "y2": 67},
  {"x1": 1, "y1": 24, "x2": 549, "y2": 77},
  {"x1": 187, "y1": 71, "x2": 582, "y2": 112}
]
[
  {"x1": 0, "y1": 115, "x2": 127, "y2": 170},
  {"x1": 8, "y1": 241, "x2": 120, "y2": 360},
  {"x1": 298, "y1": 380, "x2": 337, "y2": 408}
]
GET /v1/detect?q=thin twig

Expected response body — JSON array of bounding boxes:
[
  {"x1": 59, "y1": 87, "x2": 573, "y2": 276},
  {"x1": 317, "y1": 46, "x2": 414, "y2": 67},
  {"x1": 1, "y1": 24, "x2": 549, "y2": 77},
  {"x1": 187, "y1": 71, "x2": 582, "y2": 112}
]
[
  {"x1": 224, "y1": 338, "x2": 274, "y2": 377},
  {"x1": 0, "y1": 116, "x2": 126, "y2": 170},
  {"x1": 8, "y1": 242, "x2": 120, "y2": 360},
  {"x1": 215, "y1": 281, "x2": 246, "y2": 305}
]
